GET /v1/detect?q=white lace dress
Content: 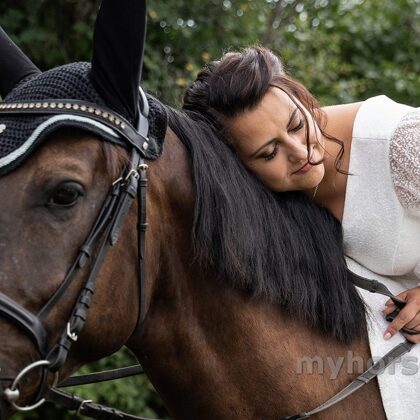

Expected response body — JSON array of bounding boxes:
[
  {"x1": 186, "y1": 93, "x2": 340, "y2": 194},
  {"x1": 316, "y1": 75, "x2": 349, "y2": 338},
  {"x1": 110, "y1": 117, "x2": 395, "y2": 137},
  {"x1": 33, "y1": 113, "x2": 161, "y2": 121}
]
[{"x1": 342, "y1": 95, "x2": 420, "y2": 419}]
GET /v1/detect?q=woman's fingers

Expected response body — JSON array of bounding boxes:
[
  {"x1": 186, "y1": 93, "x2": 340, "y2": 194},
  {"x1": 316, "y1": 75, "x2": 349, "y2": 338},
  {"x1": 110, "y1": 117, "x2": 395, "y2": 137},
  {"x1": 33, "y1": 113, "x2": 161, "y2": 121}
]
[
  {"x1": 405, "y1": 314, "x2": 420, "y2": 330},
  {"x1": 383, "y1": 303, "x2": 419, "y2": 339},
  {"x1": 382, "y1": 304, "x2": 396, "y2": 315},
  {"x1": 382, "y1": 287, "x2": 420, "y2": 339},
  {"x1": 384, "y1": 290, "x2": 408, "y2": 307},
  {"x1": 403, "y1": 325, "x2": 420, "y2": 343}
]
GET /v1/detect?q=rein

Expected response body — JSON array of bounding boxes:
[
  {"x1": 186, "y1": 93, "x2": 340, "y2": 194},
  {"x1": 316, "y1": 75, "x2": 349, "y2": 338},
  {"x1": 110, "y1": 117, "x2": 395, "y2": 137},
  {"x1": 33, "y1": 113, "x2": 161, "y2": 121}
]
[{"x1": 281, "y1": 272, "x2": 418, "y2": 420}]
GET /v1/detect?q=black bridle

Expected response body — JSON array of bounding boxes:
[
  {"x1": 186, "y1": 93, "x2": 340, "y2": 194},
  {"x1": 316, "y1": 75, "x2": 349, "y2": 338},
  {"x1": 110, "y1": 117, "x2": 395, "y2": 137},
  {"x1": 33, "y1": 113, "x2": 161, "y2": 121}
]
[{"x1": 0, "y1": 89, "x2": 160, "y2": 419}]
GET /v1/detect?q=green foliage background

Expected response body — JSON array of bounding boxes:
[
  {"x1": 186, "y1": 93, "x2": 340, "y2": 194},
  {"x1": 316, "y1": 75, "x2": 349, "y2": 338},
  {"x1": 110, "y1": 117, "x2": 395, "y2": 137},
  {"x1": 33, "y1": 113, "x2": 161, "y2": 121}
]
[{"x1": 1, "y1": 0, "x2": 419, "y2": 418}]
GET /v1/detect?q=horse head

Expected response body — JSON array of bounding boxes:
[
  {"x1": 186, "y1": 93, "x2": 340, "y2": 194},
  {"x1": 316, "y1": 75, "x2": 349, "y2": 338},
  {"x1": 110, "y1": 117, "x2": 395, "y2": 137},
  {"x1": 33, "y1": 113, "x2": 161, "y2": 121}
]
[{"x1": 0, "y1": 0, "x2": 174, "y2": 415}]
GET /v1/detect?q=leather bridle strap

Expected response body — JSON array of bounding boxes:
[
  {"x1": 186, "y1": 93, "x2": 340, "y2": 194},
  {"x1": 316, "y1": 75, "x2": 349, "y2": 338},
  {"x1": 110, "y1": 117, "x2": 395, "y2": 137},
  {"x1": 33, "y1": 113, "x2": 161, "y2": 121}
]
[
  {"x1": 350, "y1": 271, "x2": 420, "y2": 335},
  {"x1": 58, "y1": 365, "x2": 144, "y2": 387},
  {"x1": 0, "y1": 167, "x2": 124, "y2": 359},
  {"x1": 281, "y1": 341, "x2": 414, "y2": 420},
  {"x1": 281, "y1": 272, "x2": 418, "y2": 420},
  {"x1": 46, "y1": 149, "x2": 143, "y2": 372},
  {"x1": 0, "y1": 292, "x2": 48, "y2": 355},
  {"x1": 45, "y1": 387, "x2": 162, "y2": 420},
  {"x1": 37, "y1": 182, "x2": 120, "y2": 321},
  {"x1": 0, "y1": 90, "x2": 151, "y2": 417},
  {"x1": 350, "y1": 272, "x2": 406, "y2": 306},
  {"x1": 137, "y1": 161, "x2": 148, "y2": 325},
  {"x1": 0, "y1": 149, "x2": 146, "y2": 404}
]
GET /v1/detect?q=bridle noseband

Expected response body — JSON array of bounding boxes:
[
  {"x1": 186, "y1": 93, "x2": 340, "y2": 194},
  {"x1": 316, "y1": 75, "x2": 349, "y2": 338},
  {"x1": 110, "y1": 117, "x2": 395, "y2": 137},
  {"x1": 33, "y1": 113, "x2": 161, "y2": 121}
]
[{"x1": 0, "y1": 89, "x2": 152, "y2": 416}]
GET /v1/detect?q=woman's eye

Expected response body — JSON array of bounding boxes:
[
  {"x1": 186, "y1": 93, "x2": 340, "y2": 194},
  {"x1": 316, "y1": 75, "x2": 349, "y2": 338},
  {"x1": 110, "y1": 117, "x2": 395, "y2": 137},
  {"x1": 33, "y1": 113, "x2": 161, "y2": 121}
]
[
  {"x1": 48, "y1": 183, "x2": 83, "y2": 207},
  {"x1": 290, "y1": 118, "x2": 304, "y2": 133},
  {"x1": 263, "y1": 143, "x2": 279, "y2": 161}
]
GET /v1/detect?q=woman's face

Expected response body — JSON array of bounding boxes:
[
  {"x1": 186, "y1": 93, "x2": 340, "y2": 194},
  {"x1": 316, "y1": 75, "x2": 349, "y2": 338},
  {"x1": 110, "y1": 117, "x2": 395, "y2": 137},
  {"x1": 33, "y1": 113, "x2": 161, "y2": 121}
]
[{"x1": 226, "y1": 87, "x2": 325, "y2": 194}]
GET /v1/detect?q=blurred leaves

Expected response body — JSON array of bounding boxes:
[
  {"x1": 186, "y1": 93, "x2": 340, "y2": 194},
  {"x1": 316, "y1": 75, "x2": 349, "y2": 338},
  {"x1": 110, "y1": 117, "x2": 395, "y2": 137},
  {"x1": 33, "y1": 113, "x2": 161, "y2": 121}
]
[{"x1": 1, "y1": 0, "x2": 419, "y2": 106}]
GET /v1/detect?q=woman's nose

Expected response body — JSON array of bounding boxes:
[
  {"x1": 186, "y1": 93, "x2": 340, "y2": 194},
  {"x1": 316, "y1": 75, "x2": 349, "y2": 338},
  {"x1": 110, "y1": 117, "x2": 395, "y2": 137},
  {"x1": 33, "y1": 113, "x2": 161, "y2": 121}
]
[{"x1": 286, "y1": 138, "x2": 308, "y2": 163}]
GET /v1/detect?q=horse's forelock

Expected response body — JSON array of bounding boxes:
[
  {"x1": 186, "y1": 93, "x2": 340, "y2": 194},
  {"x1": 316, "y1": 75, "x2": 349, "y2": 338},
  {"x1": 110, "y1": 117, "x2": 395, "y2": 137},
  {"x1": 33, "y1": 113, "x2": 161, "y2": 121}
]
[
  {"x1": 46, "y1": 126, "x2": 129, "y2": 181},
  {"x1": 101, "y1": 141, "x2": 129, "y2": 180}
]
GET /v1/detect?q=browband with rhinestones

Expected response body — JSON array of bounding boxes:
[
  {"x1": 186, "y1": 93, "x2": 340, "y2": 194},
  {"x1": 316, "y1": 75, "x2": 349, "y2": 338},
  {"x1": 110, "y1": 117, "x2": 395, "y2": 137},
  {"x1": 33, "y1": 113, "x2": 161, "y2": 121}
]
[{"x1": 0, "y1": 100, "x2": 150, "y2": 152}]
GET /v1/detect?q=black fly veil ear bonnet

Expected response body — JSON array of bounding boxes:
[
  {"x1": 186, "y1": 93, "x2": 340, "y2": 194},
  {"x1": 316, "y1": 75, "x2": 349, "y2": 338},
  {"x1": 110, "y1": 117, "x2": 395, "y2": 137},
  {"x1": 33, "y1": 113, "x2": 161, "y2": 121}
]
[{"x1": 0, "y1": 0, "x2": 167, "y2": 176}]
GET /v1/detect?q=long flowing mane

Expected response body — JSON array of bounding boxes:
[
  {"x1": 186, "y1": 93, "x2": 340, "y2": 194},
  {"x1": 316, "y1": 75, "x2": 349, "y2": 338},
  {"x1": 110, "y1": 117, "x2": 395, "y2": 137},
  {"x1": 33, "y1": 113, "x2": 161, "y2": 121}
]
[{"x1": 166, "y1": 106, "x2": 366, "y2": 343}]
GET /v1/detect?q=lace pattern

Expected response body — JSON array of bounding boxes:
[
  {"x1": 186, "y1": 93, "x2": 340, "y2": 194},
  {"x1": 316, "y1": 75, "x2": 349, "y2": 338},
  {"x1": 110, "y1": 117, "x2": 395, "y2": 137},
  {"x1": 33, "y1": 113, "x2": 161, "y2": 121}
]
[{"x1": 389, "y1": 110, "x2": 420, "y2": 209}]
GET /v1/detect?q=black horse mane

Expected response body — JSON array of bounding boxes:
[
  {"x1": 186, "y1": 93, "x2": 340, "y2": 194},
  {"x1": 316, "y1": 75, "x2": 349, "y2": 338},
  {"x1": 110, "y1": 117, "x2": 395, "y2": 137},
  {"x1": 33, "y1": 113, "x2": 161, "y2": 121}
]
[{"x1": 165, "y1": 106, "x2": 366, "y2": 344}]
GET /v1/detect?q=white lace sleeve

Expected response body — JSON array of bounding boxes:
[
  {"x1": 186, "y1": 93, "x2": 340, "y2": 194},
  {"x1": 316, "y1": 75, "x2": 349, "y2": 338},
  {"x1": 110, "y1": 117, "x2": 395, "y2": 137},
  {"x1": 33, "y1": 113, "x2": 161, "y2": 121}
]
[{"x1": 389, "y1": 109, "x2": 420, "y2": 209}]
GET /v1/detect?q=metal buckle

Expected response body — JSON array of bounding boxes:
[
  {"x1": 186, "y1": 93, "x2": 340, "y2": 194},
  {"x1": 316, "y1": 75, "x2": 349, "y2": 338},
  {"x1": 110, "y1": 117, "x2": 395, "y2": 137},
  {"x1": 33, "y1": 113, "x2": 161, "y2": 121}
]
[
  {"x1": 125, "y1": 168, "x2": 140, "y2": 182},
  {"x1": 138, "y1": 163, "x2": 148, "y2": 171},
  {"x1": 66, "y1": 322, "x2": 78, "y2": 342},
  {"x1": 76, "y1": 398, "x2": 93, "y2": 416},
  {"x1": 3, "y1": 360, "x2": 58, "y2": 412},
  {"x1": 112, "y1": 176, "x2": 124, "y2": 186}
]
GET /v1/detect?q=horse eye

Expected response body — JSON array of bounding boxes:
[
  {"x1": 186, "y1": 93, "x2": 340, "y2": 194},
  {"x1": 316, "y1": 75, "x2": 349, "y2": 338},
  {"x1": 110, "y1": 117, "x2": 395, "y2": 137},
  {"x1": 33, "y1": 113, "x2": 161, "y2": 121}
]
[{"x1": 48, "y1": 182, "x2": 84, "y2": 207}]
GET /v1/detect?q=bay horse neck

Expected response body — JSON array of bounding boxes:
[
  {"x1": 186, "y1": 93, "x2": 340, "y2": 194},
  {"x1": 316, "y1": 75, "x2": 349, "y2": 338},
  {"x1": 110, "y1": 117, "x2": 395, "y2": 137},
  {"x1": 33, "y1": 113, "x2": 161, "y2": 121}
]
[{"x1": 126, "y1": 129, "x2": 386, "y2": 420}]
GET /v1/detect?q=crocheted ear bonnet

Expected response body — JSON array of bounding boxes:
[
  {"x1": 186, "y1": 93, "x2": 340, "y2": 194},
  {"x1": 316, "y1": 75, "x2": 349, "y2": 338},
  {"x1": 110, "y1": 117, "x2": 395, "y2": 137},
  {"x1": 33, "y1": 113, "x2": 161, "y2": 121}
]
[{"x1": 0, "y1": 0, "x2": 167, "y2": 177}]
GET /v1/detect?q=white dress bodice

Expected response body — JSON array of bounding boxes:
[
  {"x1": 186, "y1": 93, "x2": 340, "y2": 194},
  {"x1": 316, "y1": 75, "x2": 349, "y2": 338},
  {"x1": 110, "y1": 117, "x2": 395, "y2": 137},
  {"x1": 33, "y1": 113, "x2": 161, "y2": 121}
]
[
  {"x1": 343, "y1": 95, "x2": 420, "y2": 280},
  {"x1": 342, "y1": 95, "x2": 420, "y2": 420}
]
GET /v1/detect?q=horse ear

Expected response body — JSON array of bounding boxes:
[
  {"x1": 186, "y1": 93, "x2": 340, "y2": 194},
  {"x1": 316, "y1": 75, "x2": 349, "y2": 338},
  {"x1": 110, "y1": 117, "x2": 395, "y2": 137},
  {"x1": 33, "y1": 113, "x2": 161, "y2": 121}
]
[
  {"x1": 91, "y1": 0, "x2": 147, "y2": 123},
  {"x1": 0, "y1": 26, "x2": 41, "y2": 98}
]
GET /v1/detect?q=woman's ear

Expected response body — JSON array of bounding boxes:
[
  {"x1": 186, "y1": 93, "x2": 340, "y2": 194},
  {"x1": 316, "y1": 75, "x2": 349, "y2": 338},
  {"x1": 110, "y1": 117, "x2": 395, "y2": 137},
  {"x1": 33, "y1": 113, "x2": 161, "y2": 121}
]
[{"x1": 91, "y1": 0, "x2": 147, "y2": 124}]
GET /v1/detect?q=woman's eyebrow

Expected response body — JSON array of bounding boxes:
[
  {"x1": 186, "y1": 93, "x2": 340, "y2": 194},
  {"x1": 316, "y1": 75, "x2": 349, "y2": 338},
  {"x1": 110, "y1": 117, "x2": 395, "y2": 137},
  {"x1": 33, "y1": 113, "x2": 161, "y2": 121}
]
[
  {"x1": 249, "y1": 107, "x2": 298, "y2": 158},
  {"x1": 286, "y1": 107, "x2": 298, "y2": 128}
]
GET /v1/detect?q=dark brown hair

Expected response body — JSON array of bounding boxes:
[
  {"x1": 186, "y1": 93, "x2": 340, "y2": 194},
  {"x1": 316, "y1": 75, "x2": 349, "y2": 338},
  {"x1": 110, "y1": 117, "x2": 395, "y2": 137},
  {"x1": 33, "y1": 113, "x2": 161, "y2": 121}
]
[{"x1": 183, "y1": 46, "x2": 345, "y2": 173}]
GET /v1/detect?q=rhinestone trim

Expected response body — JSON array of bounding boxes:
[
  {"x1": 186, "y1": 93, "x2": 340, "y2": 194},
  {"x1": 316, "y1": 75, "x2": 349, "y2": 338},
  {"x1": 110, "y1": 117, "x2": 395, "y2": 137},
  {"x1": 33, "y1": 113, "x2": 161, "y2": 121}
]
[{"x1": 0, "y1": 101, "x2": 149, "y2": 144}]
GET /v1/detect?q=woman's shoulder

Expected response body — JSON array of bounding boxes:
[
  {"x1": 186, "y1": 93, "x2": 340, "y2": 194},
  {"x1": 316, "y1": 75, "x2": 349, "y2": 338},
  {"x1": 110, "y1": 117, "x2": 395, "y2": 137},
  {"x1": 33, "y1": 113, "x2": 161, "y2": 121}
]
[
  {"x1": 322, "y1": 95, "x2": 416, "y2": 142},
  {"x1": 352, "y1": 95, "x2": 415, "y2": 141},
  {"x1": 321, "y1": 101, "x2": 363, "y2": 146}
]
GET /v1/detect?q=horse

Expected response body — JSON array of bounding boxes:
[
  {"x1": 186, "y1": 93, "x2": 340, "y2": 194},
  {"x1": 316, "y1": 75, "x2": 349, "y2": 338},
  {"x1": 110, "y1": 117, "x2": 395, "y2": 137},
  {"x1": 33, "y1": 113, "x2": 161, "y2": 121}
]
[
  {"x1": 0, "y1": 106, "x2": 388, "y2": 420},
  {"x1": 0, "y1": 0, "x2": 387, "y2": 418}
]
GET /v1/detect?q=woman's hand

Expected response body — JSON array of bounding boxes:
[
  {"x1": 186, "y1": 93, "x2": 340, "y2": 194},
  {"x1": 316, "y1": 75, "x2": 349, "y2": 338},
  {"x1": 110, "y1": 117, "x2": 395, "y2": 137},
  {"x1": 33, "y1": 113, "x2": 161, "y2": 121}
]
[{"x1": 382, "y1": 286, "x2": 420, "y2": 343}]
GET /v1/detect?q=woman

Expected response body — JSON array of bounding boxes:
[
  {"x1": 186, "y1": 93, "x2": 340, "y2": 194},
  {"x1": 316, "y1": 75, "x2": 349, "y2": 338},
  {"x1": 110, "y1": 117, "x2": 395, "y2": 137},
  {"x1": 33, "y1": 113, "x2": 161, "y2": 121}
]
[{"x1": 182, "y1": 46, "x2": 420, "y2": 343}]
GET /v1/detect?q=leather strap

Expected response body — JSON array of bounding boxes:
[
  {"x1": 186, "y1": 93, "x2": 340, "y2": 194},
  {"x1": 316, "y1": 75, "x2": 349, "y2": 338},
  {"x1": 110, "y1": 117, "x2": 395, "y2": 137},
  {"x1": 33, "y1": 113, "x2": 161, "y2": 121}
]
[
  {"x1": 58, "y1": 365, "x2": 144, "y2": 388},
  {"x1": 0, "y1": 88, "x2": 151, "y2": 418},
  {"x1": 350, "y1": 271, "x2": 420, "y2": 335},
  {"x1": 350, "y1": 272, "x2": 406, "y2": 308},
  {"x1": 0, "y1": 291, "x2": 48, "y2": 355},
  {"x1": 137, "y1": 160, "x2": 148, "y2": 325},
  {"x1": 45, "y1": 387, "x2": 162, "y2": 420},
  {"x1": 281, "y1": 272, "x2": 418, "y2": 419},
  {"x1": 38, "y1": 186, "x2": 119, "y2": 320},
  {"x1": 47, "y1": 150, "x2": 142, "y2": 372},
  {"x1": 281, "y1": 341, "x2": 414, "y2": 419}
]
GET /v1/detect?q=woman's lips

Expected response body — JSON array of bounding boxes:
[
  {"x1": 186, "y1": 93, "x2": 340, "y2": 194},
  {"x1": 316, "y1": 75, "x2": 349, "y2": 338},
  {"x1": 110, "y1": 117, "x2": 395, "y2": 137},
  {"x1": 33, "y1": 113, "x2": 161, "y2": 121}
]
[{"x1": 293, "y1": 151, "x2": 314, "y2": 174}]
